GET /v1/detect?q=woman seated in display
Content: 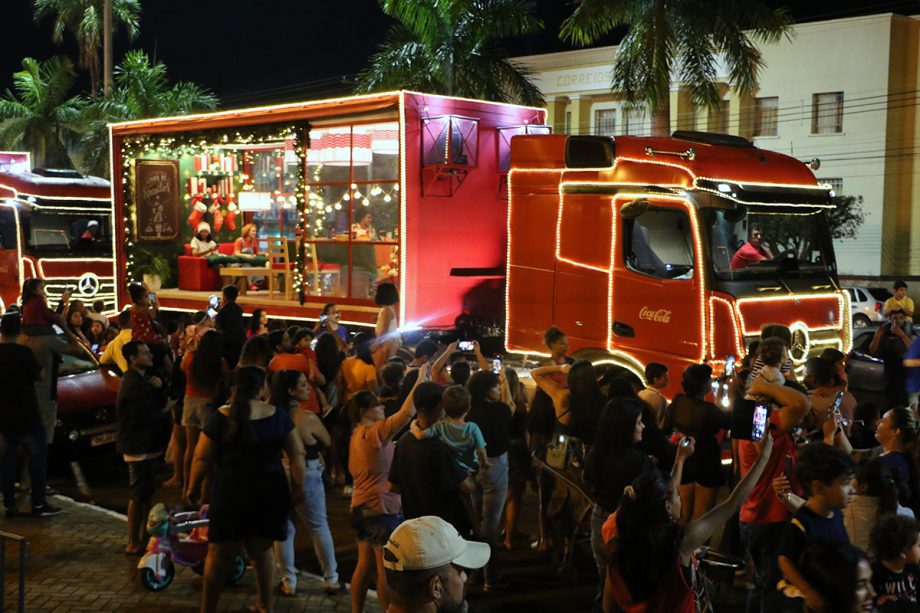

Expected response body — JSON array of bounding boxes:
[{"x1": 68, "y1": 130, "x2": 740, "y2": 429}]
[
  {"x1": 190, "y1": 222, "x2": 220, "y2": 259},
  {"x1": 234, "y1": 223, "x2": 261, "y2": 259}
]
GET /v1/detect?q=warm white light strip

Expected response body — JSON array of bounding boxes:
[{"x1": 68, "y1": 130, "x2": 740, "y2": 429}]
[
  {"x1": 0, "y1": 183, "x2": 110, "y2": 202},
  {"x1": 402, "y1": 90, "x2": 548, "y2": 115},
  {"x1": 110, "y1": 90, "x2": 405, "y2": 129},
  {"x1": 36, "y1": 258, "x2": 115, "y2": 279},
  {"x1": 108, "y1": 125, "x2": 119, "y2": 311},
  {"x1": 709, "y1": 295, "x2": 745, "y2": 359},
  {"x1": 734, "y1": 293, "x2": 845, "y2": 337},
  {"x1": 398, "y1": 91, "x2": 407, "y2": 326}
]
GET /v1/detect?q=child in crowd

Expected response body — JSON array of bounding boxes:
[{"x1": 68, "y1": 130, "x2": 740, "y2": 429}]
[
  {"x1": 410, "y1": 385, "x2": 487, "y2": 528},
  {"x1": 746, "y1": 337, "x2": 786, "y2": 403},
  {"x1": 127, "y1": 283, "x2": 171, "y2": 376},
  {"x1": 870, "y1": 514, "x2": 920, "y2": 611},
  {"x1": 774, "y1": 442, "x2": 855, "y2": 612},
  {"x1": 844, "y1": 458, "x2": 914, "y2": 552}
]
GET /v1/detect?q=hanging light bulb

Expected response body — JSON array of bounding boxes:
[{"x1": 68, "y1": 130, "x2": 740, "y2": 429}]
[
  {"x1": 362, "y1": 198, "x2": 370, "y2": 206},
  {"x1": 383, "y1": 194, "x2": 392, "y2": 203}
]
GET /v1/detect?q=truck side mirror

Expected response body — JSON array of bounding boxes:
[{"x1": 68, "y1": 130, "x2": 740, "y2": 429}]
[{"x1": 565, "y1": 136, "x2": 615, "y2": 168}]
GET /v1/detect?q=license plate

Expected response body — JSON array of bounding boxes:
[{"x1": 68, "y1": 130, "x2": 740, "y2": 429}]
[{"x1": 90, "y1": 431, "x2": 117, "y2": 447}]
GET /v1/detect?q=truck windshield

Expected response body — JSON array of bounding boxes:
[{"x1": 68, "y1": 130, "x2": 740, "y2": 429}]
[
  {"x1": 20, "y1": 208, "x2": 111, "y2": 256},
  {"x1": 705, "y1": 206, "x2": 833, "y2": 280}
]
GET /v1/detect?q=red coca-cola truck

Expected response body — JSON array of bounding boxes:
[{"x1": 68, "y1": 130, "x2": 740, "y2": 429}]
[{"x1": 506, "y1": 132, "x2": 850, "y2": 391}]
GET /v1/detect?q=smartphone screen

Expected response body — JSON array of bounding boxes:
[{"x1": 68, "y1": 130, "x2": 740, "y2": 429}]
[
  {"x1": 752, "y1": 403, "x2": 769, "y2": 441},
  {"x1": 91, "y1": 344, "x2": 99, "y2": 353},
  {"x1": 208, "y1": 295, "x2": 220, "y2": 309},
  {"x1": 458, "y1": 341, "x2": 474, "y2": 351},
  {"x1": 207, "y1": 307, "x2": 218, "y2": 319},
  {"x1": 148, "y1": 292, "x2": 156, "y2": 305},
  {"x1": 725, "y1": 355, "x2": 735, "y2": 374},
  {"x1": 492, "y1": 358, "x2": 502, "y2": 374}
]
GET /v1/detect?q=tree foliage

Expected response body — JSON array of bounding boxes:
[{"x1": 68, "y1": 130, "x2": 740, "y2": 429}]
[
  {"x1": 0, "y1": 56, "x2": 84, "y2": 168},
  {"x1": 33, "y1": 0, "x2": 141, "y2": 92},
  {"x1": 826, "y1": 194, "x2": 866, "y2": 242},
  {"x1": 356, "y1": 0, "x2": 545, "y2": 106},
  {"x1": 559, "y1": 0, "x2": 791, "y2": 134},
  {"x1": 80, "y1": 50, "x2": 219, "y2": 177}
]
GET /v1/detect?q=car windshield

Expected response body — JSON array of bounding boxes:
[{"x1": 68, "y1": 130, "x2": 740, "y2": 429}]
[
  {"x1": 705, "y1": 206, "x2": 833, "y2": 280},
  {"x1": 20, "y1": 206, "x2": 112, "y2": 256},
  {"x1": 55, "y1": 329, "x2": 98, "y2": 375}
]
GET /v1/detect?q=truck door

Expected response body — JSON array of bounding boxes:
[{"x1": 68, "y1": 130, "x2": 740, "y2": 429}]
[
  {"x1": 554, "y1": 193, "x2": 613, "y2": 349},
  {"x1": 611, "y1": 197, "x2": 703, "y2": 361}
]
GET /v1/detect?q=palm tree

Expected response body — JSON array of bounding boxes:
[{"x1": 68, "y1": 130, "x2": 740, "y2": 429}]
[
  {"x1": 33, "y1": 0, "x2": 141, "y2": 92},
  {"x1": 80, "y1": 50, "x2": 219, "y2": 177},
  {"x1": 0, "y1": 57, "x2": 84, "y2": 168},
  {"x1": 356, "y1": 0, "x2": 545, "y2": 107},
  {"x1": 560, "y1": 0, "x2": 791, "y2": 136}
]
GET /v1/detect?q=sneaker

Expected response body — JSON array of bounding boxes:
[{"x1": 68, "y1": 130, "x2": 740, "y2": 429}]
[
  {"x1": 5, "y1": 507, "x2": 20, "y2": 519},
  {"x1": 323, "y1": 581, "x2": 345, "y2": 596},
  {"x1": 31, "y1": 503, "x2": 63, "y2": 517},
  {"x1": 280, "y1": 582, "x2": 296, "y2": 597}
]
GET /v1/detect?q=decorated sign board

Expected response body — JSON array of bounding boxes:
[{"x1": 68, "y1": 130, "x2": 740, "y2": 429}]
[{"x1": 135, "y1": 159, "x2": 180, "y2": 242}]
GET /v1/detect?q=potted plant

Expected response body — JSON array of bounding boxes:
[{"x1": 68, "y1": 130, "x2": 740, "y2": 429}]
[{"x1": 133, "y1": 248, "x2": 172, "y2": 291}]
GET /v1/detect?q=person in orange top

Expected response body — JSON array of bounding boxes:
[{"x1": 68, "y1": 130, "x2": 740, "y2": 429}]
[
  {"x1": 233, "y1": 223, "x2": 260, "y2": 258},
  {"x1": 268, "y1": 335, "x2": 326, "y2": 415},
  {"x1": 342, "y1": 332, "x2": 379, "y2": 402}
]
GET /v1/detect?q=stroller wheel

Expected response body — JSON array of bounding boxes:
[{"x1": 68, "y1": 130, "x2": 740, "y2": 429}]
[
  {"x1": 558, "y1": 564, "x2": 578, "y2": 584},
  {"x1": 227, "y1": 555, "x2": 247, "y2": 585},
  {"x1": 140, "y1": 560, "x2": 175, "y2": 591}
]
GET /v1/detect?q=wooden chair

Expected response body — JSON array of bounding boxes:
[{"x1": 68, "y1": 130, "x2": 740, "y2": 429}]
[
  {"x1": 306, "y1": 242, "x2": 342, "y2": 296},
  {"x1": 266, "y1": 237, "x2": 293, "y2": 300}
]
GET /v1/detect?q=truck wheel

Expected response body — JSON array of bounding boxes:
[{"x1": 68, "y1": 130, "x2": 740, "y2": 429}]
[
  {"x1": 140, "y1": 560, "x2": 175, "y2": 591},
  {"x1": 852, "y1": 314, "x2": 871, "y2": 329},
  {"x1": 572, "y1": 350, "x2": 646, "y2": 385}
]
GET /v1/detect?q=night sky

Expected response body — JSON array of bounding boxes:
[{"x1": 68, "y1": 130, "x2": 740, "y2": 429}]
[{"x1": 0, "y1": 0, "x2": 918, "y2": 109}]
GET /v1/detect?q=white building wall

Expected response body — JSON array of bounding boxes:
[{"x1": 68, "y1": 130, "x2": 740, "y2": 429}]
[{"x1": 513, "y1": 13, "x2": 908, "y2": 276}]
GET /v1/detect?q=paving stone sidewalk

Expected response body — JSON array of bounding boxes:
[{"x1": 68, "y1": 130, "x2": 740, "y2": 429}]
[{"x1": 0, "y1": 496, "x2": 379, "y2": 612}]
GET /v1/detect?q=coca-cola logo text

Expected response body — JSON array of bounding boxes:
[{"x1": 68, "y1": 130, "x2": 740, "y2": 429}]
[{"x1": 639, "y1": 307, "x2": 672, "y2": 323}]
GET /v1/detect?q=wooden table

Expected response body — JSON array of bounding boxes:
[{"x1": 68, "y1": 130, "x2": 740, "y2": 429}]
[{"x1": 219, "y1": 266, "x2": 270, "y2": 295}]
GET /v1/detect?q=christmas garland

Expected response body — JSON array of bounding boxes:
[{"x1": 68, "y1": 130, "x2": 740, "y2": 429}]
[{"x1": 120, "y1": 120, "x2": 311, "y2": 303}]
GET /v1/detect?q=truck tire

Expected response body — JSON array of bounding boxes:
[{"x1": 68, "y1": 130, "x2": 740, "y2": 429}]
[
  {"x1": 852, "y1": 314, "x2": 871, "y2": 329},
  {"x1": 571, "y1": 349, "x2": 646, "y2": 385}
]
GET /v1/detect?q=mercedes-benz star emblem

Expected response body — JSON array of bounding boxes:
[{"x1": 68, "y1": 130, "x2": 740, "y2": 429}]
[
  {"x1": 77, "y1": 273, "x2": 101, "y2": 298},
  {"x1": 788, "y1": 322, "x2": 810, "y2": 364}
]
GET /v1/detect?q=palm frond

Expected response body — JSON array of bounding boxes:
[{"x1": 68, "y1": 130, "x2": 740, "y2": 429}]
[
  {"x1": 560, "y1": 0, "x2": 626, "y2": 47},
  {"x1": 460, "y1": 0, "x2": 543, "y2": 42},
  {"x1": 379, "y1": 0, "x2": 446, "y2": 44},
  {"x1": 355, "y1": 25, "x2": 438, "y2": 93}
]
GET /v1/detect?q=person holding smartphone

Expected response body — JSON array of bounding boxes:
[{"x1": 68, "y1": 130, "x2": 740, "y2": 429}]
[{"x1": 870, "y1": 306, "x2": 915, "y2": 408}]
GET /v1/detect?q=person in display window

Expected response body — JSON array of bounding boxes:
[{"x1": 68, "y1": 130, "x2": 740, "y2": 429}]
[
  {"x1": 190, "y1": 222, "x2": 219, "y2": 258},
  {"x1": 352, "y1": 211, "x2": 377, "y2": 241},
  {"x1": 234, "y1": 223, "x2": 260, "y2": 259},
  {"x1": 79, "y1": 219, "x2": 101, "y2": 244}
]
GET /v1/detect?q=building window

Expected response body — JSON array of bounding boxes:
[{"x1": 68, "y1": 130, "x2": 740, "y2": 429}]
[
  {"x1": 812, "y1": 92, "x2": 844, "y2": 134},
  {"x1": 624, "y1": 107, "x2": 646, "y2": 135},
  {"x1": 819, "y1": 177, "x2": 843, "y2": 193},
  {"x1": 564, "y1": 111, "x2": 572, "y2": 135},
  {"x1": 753, "y1": 97, "x2": 778, "y2": 137},
  {"x1": 594, "y1": 109, "x2": 616, "y2": 137},
  {"x1": 709, "y1": 100, "x2": 729, "y2": 134}
]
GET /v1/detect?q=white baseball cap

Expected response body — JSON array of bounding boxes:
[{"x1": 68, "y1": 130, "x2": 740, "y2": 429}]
[{"x1": 383, "y1": 516, "x2": 490, "y2": 572}]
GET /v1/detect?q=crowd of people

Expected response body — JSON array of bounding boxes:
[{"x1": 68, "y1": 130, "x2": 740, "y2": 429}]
[{"x1": 6, "y1": 275, "x2": 920, "y2": 613}]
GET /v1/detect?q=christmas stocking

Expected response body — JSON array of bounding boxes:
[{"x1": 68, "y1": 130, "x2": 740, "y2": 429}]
[
  {"x1": 212, "y1": 205, "x2": 225, "y2": 233},
  {"x1": 187, "y1": 195, "x2": 207, "y2": 230},
  {"x1": 225, "y1": 195, "x2": 239, "y2": 231}
]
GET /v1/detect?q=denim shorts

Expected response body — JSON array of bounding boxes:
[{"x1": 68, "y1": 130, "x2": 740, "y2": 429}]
[
  {"x1": 181, "y1": 395, "x2": 213, "y2": 429},
  {"x1": 351, "y1": 505, "x2": 403, "y2": 549}
]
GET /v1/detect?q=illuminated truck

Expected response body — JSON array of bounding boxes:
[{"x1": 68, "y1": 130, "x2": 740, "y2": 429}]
[
  {"x1": 0, "y1": 168, "x2": 115, "y2": 311},
  {"x1": 506, "y1": 132, "x2": 850, "y2": 389}
]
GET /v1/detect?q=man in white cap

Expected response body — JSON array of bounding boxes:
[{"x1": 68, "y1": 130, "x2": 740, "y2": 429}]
[{"x1": 383, "y1": 515, "x2": 490, "y2": 613}]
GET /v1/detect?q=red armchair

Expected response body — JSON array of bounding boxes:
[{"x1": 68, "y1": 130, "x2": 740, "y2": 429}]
[{"x1": 177, "y1": 243, "x2": 236, "y2": 291}]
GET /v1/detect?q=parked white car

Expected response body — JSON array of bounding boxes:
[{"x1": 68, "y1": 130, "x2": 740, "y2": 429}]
[{"x1": 844, "y1": 286, "x2": 891, "y2": 328}]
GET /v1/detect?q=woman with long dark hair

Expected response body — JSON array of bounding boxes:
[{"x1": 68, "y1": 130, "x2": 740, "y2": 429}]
[
  {"x1": 247, "y1": 308, "x2": 268, "y2": 339},
  {"x1": 270, "y1": 370, "x2": 340, "y2": 596},
  {"x1": 502, "y1": 367, "x2": 531, "y2": 550},
  {"x1": 603, "y1": 433, "x2": 773, "y2": 612},
  {"x1": 531, "y1": 360, "x2": 605, "y2": 443},
  {"x1": 181, "y1": 330, "x2": 229, "y2": 495},
  {"x1": 186, "y1": 365, "x2": 306, "y2": 613},
  {"x1": 798, "y1": 542, "x2": 874, "y2": 613},
  {"x1": 238, "y1": 334, "x2": 272, "y2": 369},
  {"x1": 663, "y1": 364, "x2": 731, "y2": 524}
]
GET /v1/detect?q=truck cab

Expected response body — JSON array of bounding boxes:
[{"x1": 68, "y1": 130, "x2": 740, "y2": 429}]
[
  {"x1": 506, "y1": 132, "x2": 849, "y2": 393},
  {"x1": 0, "y1": 168, "x2": 114, "y2": 311}
]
